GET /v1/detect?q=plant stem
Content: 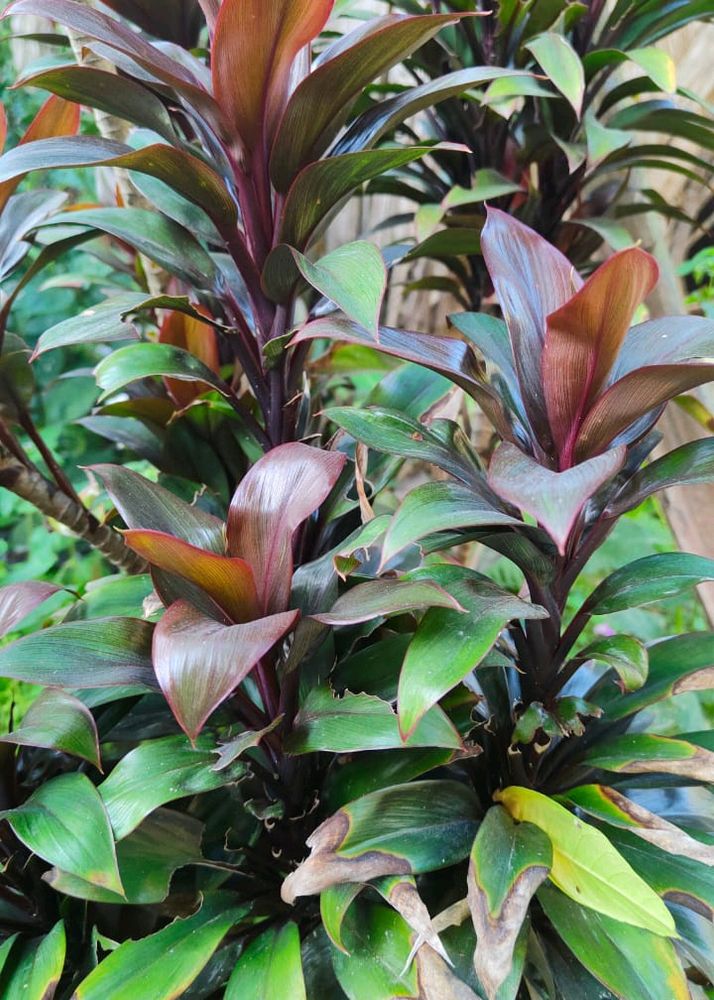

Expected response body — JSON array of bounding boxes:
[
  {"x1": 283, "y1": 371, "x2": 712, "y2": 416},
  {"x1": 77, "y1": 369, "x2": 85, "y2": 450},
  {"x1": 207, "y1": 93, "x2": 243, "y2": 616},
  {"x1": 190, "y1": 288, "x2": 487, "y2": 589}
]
[{"x1": 18, "y1": 409, "x2": 83, "y2": 505}]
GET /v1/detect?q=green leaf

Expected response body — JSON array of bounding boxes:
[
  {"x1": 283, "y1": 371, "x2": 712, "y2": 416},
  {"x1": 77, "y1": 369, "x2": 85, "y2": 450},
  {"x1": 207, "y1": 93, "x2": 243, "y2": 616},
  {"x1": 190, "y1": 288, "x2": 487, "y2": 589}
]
[
  {"x1": 468, "y1": 807, "x2": 551, "y2": 1000},
  {"x1": 575, "y1": 634, "x2": 648, "y2": 692},
  {"x1": 94, "y1": 342, "x2": 231, "y2": 402},
  {"x1": 212, "y1": 717, "x2": 283, "y2": 771},
  {"x1": 282, "y1": 781, "x2": 478, "y2": 904},
  {"x1": 583, "y1": 110, "x2": 632, "y2": 167},
  {"x1": 99, "y1": 734, "x2": 242, "y2": 840},
  {"x1": 399, "y1": 565, "x2": 547, "y2": 737},
  {"x1": 0, "y1": 617, "x2": 155, "y2": 689},
  {"x1": 606, "y1": 438, "x2": 714, "y2": 516},
  {"x1": 579, "y1": 733, "x2": 714, "y2": 782},
  {"x1": 73, "y1": 894, "x2": 246, "y2": 1000},
  {"x1": 0, "y1": 920, "x2": 66, "y2": 1000},
  {"x1": 495, "y1": 786, "x2": 675, "y2": 937},
  {"x1": 286, "y1": 688, "x2": 463, "y2": 754},
  {"x1": 225, "y1": 922, "x2": 306, "y2": 1000},
  {"x1": 312, "y1": 577, "x2": 464, "y2": 626},
  {"x1": 0, "y1": 689, "x2": 101, "y2": 768},
  {"x1": 320, "y1": 883, "x2": 363, "y2": 953},
  {"x1": 525, "y1": 33, "x2": 584, "y2": 115},
  {"x1": 46, "y1": 809, "x2": 203, "y2": 904},
  {"x1": 583, "y1": 552, "x2": 714, "y2": 614},
  {"x1": 40, "y1": 208, "x2": 218, "y2": 288},
  {"x1": 382, "y1": 481, "x2": 519, "y2": 564},
  {"x1": 1, "y1": 773, "x2": 123, "y2": 895},
  {"x1": 330, "y1": 902, "x2": 417, "y2": 1000},
  {"x1": 538, "y1": 884, "x2": 689, "y2": 1000},
  {"x1": 584, "y1": 47, "x2": 676, "y2": 93},
  {"x1": 443, "y1": 169, "x2": 522, "y2": 208}
]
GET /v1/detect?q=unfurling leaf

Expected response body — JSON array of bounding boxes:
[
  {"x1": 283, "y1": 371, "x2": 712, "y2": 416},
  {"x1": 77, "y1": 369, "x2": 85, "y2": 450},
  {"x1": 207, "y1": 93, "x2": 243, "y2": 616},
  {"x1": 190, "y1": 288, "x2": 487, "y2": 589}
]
[
  {"x1": 468, "y1": 806, "x2": 551, "y2": 999},
  {"x1": 495, "y1": 786, "x2": 676, "y2": 937},
  {"x1": 153, "y1": 601, "x2": 298, "y2": 741}
]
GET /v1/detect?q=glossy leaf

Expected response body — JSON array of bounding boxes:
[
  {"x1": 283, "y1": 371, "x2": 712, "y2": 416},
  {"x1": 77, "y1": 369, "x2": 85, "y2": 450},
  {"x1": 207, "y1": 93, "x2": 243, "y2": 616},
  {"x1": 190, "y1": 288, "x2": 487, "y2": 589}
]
[
  {"x1": 495, "y1": 786, "x2": 675, "y2": 936},
  {"x1": 488, "y1": 442, "x2": 625, "y2": 553},
  {"x1": 0, "y1": 689, "x2": 101, "y2": 769},
  {"x1": 330, "y1": 902, "x2": 417, "y2": 999},
  {"x1": 99, "y1": 733, "x2": 242, "y2": 840},
  {"x1": 606, "y1": 438, "x2": 714, "y2": 516},
  {"x1": 212, "y1": 717, "x2": 282, "y2": 771},
  {"x1": 0, "y1": 617, "x2": 155, "y2": 689},
  {"x1": 525, "y1": 33, "x2": 584, "y2": 115},
  {"x1": 73, "y1": 894, "x2": 246, "y2": 1000},
  {"x1": 158, "y1": 306, "x2": 221, "y2": 408},
  {"x1": 312, "y1": 577, "x2": 463, "y2": 626},
  {"x1": 1, "y1": 773, "x2": 123, "y2": 895},
  {"x1": 580, "y1": 734, "x2": 714, "y2": 783},
  {"x1": 282, "y1": 780, "x2": 478, "y2": 904},
  {"x1": 468, "y1": 806, "x2": 551, "y2": 1000},
  {"x1": 0, "y1": 580, "x2": 59, "y2": 637},
  {"x1": 95, "y1": 342, "x2": 231, "y2": 402},
  {"x1": 225, "y1": 921, "x2": 306, "y2": 1000},
  {"x1": 227, "y1": 443, "x2": 345, "y2": 614},
  {"x1": 287, "y1": 242, "x2": 386, "y2": 335},
  {"x1": 576, "y1": 634, "x2": 648, "y2": 691},
  {"x1": 320, "y1": 883, "x2": 363, "y2": 953},
  {"x1": 286, "y1": 687, "x2": 462, "y2": 753},
  {"x1": 153, "y1": 600, "x2": 297, "y2": 741},
  {"x1": 584, "y1": 46, "x2": 676, "y2": 93},
  {"x1": 0, "y1": 920, "x2": 66, "y2": 1000},
  {"x1": 398, "y1": 566, "x2": 547, "y2": 738},
  {"x1": 538, "y1": 884, "x2": 689, "y2": 1000},
  {"x1": 583, "y1": 552, "x2": 714, "y2": 614},
  {"x1": 47, "y1": 809, "x2": 203, "y2": 905}
]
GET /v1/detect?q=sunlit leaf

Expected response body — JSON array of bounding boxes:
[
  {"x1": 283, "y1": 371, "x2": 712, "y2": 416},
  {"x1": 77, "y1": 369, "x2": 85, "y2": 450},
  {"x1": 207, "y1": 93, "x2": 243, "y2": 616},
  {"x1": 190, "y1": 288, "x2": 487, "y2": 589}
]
[
  {"x1": 525, "y1": 32, "x2": 584, "y2": 115},
  {"x1": 0, "y1": 689, "x2": 101, "y2": 769}
]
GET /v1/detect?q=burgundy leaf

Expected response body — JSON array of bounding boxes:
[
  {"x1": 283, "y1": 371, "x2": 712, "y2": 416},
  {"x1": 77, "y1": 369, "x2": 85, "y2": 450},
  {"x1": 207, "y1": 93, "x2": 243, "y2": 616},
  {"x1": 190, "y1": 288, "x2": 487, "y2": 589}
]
[
  {"x1": 481, "y1": 208, "x2": 582, "y2": 448},
  {"x1": 0, "y1": 581, "x2": 60, "y2": 638},
  {"x1": 153, "y1": 600, "x2": 298, "y2": 741},
  {"x1": 227, "y1": 443, "x2": 345, "y2": 614},
  {"x1": 542, "y1": 247, "x2": 658, "y2": 467},
  {"x1": 488, "y1": 442, "x2": 626, "y2": 554}
]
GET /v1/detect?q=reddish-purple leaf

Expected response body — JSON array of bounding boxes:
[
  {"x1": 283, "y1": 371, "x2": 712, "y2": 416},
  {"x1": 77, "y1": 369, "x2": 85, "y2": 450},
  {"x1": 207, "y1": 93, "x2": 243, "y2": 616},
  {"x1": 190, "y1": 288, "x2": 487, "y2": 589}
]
[
  {"x1": 481, "y1": 208, "x2": 582, "y2": 448},
  {"x1": 542, "y1": 247, "x2": 658, "y2": 466},
  {"x1": 0, "y1": 581, "x2": 60, "y2": 638},
  {"x1": 159, "y1": 308, "x2": 220, "y2": 409},
  {"x1": 227, "y1": 443, "x2": 345, "y2": 614},
  {"x1": 212, "y1": 0, "x2": 333, "y2": 157},
  {"x1": 123, "y1": 530, "x2": 258, "y2": 623},
  {"x1": 488, "y1": 442, "x2": 626, "y2": 554},
  {"x1": 153, "y1": 600, "x2": 298, "y2": 740}
]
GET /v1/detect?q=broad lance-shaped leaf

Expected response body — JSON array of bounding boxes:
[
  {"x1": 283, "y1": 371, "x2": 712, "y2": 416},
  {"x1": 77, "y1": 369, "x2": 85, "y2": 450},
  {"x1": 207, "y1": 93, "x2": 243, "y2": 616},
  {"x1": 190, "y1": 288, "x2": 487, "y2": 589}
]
[
  {"x1": 0, "y1": 136, "x2": 237, "y2": 226},
  {"x1": 0, "y1": 772, "x2": 123, "y2": 895},
  {"x1": 227, "y1": 443, "x2": 345, "y2": 614},
  {"x1": 0, "y1": 580, "x2": 59, "y2": 636},
  {"x1": 382, "y1": 481, "x2": 519, "y2": 565},
  {"x1": 372, "y1": 874, "x2": 450, "y2": 964},
  {"x1": 311, "y1": 577, "x2": 464, "y2": 626},
  {"x1": 72, "y1": 894, "x2": 247, "y2": 1000},
  {"x1": 99, "y1": 733, "x2": 243, "y2": 840},
  {"x1": 0, "y1": 921, "x2": 66, "y2": 1000},
  {"x1": 562, "y1": 784, "x2": 714, "y2": 868},
  {"x1": 579, "y1": 733, "x2": 714, "y2": 783},
  {"x1": 95, "y1": 342, "x2": 232, "y2": 403},
  {"x1": 123, "y1": 531, "x2": 257, "y2": 623},
  {"x1": 224, "y1": 921, "x2": 306, "y2": 1000},
  {"x1": 282, "y1": 780, "x2": 478, "y2": 904},
  {"x1": 607, "y1": 437, "x2": 714, "y2": 516},
  {"x1": 320, "y1": 883, "x2": 363, "y2": 953},
  {"x1": 488, "y1": 442, "x2": 625, "y2": 554},
  {"x1": 582, "y1": 552, "x2": 714, "y2": 615},
  {"x1": 525, "y1": 33, "x2": 584, "y2": 115},
  {"x1": 0, "y1": 689, "x2": 101, "y2": 769},
  {"x1": 467, "y1": 807, "x2": 552, "y2": 1000},
  {"x1": 153, "y1": 600, "x2": 298, "y2": 741},
  {"x1": 398, "y1": 566, "x2": 548, "y2": 739},
  {"x1": 538, "y1": 884, "x2": 689, "y2": 1000},
  {"x1": 482, "y1": 212, "x2": 582, "y2": 449},
  {"x1": 541, "y1": 247, "x2": 658, "y2": 464},
  {"x1": 90, "y1": 463, "x2": 224, "y2": 552},
  {"x1": 286, "y1": 688, "x2": 463, "y2": 754},
  {"x1": 212, "y1": 0, "x2": 331, "y2": 154},
  {"x1": 495, "y1": 786, "x2": 675, "y2": 937},
  {"x1": 0, "y1": 617, "x2": 155, "y2": 689},
  {"x1": 46, "y1": 809, "x2": 203, "y2": 905},
  {"x1": 575, "y1": 634, "x2": 648, "y2": 692}
]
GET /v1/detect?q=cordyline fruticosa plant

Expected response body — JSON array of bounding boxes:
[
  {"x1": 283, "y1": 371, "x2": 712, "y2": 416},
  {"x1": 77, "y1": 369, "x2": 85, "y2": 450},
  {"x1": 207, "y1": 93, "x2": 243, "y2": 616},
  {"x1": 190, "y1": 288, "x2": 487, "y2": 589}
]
[{"x1": 0, "y1": 5, "x2": 712, "y2": 1000}]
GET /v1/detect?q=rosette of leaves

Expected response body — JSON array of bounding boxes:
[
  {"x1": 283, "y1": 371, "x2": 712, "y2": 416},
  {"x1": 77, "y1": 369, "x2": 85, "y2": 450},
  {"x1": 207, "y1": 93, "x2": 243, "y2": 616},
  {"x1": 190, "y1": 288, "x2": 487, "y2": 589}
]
[{"x1": 288, "y1": 209, "x2": 714, "y2": 997}]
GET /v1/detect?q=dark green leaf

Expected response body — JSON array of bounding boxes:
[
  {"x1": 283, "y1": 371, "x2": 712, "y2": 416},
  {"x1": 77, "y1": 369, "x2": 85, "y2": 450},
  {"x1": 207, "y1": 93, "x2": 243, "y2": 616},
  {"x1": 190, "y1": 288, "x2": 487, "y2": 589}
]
[
  {"x1": 225, "y1": 922, "x2": 305, "y2": 1000},
  {"x1": 606, "y1": 438, "x2": 714, "y2": 516},
  {"x1": 312, "y1": 577, "x2": 464, "y2": 626},
  {"x1": 94, "y1": 342, "x2": 231, "y2": 402},
  {"x1": 0, "y1": 689, "x2": 101, "y2": 768},
  {"x1": 583, "y1": 553, "x2": 714, "y2": 614}
]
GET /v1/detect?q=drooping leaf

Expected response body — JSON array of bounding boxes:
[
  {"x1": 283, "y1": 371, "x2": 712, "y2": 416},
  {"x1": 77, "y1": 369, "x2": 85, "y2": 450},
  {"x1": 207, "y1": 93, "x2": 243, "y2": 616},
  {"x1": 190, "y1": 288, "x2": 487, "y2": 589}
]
[
  {"x1": 0, "y1": 920, "x2": 66, "y2": 1000},
  {"x1": 320, "y1": 883, "x2": 364, "y2": 953},
  {"x1": 286, "y1": 687, "x2": 463, "y2": 753},
  {"x1": 0, "y1": 617, "x2": 155, "y2": 689},
  {"x1": 153, "y1": 600, "x2": 297, "y2": 741},
  {"x1": 282, "y1": 780, "x2": 478, "y2": 904},
  {"x1": 227, "y1": 443, "x2": 345, "y2": 614},
  {"x1": 495, "y1": 786, "x2": 675, "y2": 937},
  {"x1": 398, "y1": 565, "x2": 547, "y2": 738},
  {"x1": 330, "y1": 902, "x2": 418, "y2": 999},
  {"x1": 538, "y1": 884, "x2": 689, "y2": 1000},
  {"x1": 488, "y1": 442, "x2": 625, "y2": 553},
  {"x1": 225, "y1": 921, "x2": 306, "y2": 1000},
  {"x1": 525, "y1": 33, "x2": 585, "y2": 115},
  {"x1": 0, "y1": 580, "x2": 59, "y2": 637},
  {"x1": 312, "y1": 577, "x2": 464, "y2": 626},
  {"x1": 575, "y1": 634, "x2": 648, "y2": 692},
  {"x1": 468, "y1": 806, "x2": 551, "y2": 1000},
  {"x1": 99, "y1": 733, "x2": 242, "y2": 840},
  {"x1": 1, "y1": 773, "x2": 123, "y2": 895},
  {"x1": 606, "y1": 438, "x2": 714, "y2": 516},
  {"x1": 72, "y1": 894, "x2": 246, "y2": 1000},
  {"x1": 373, "y1": 873, "x2": 450, "y2": 964},
  {"x1": 582, "y1": 552, "x2": 714, "y2": 615},
  {"x1": 0, "y1": 689, "x2": 101, "y2": 769},
  {"x1": 94, "y1": 342, "x2": 231, "y2": 402}
]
